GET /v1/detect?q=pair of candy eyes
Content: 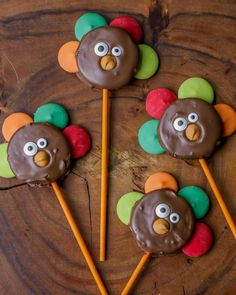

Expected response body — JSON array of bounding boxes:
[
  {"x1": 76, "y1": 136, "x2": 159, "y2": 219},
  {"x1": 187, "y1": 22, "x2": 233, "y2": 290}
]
[
  {"x1": 173, "y1": 112, "x2": 199, "y2": 131},
  {"x1": 156, "y1": 203, "x2": 180, "y2": 224},
  {"x1": 23, "y1": 138, "x2": 48, "y2": 156},
  {"x1": 94, "y1": 42, "x2": 122, "y2": 57}
]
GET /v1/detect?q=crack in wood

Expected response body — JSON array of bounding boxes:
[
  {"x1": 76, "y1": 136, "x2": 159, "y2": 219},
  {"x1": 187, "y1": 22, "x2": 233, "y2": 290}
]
[
  {"x1": 170, "y1": 11, "x2": 236, "y2": 22},
  {"x1": 1, "y1": 7, "x2": 146, "y2": 41},
  {"x1": 0, "y1": 183, "x2": 93, "y2": 294},
  {"x1": 0, "y1": 182, "x2": 26, "y2": 191},
  {"x1": 0, "y1": 208, "x2": 49, "y2": 295},
  {"x1": 183, "y1": 285, "x2": 187, "y2": 295},
  {"x1": 71, "y1": 170, "x2": 93, "y2": 248},
  {"x1": 158, "y1": 42, "x2": 236, "y2": 67},
  {"x1": 1, "y1": 7, "x2": 146, "y2": 25},
  {"x1": 190, "y1": 253, "x2": 236, "y2": 295},
  {"x1": 130, "y1": 166, "x2": 147, "y2": 191},
  {"x1": 149, "y1": 0, "x2": 170, "y2": 47},
  {"x1": 1, "y1": 1, "x2": 236, "y2": 294}
]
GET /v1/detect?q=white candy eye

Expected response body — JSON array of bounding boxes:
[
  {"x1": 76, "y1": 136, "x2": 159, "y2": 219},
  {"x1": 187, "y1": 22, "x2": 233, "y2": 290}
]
[
  {"x1": 170, "y1": 213, "x2": 180, "y2": 224},
  {"x1": 155, "y1": 203, "x2": 170, "y2": 218},
  {"x1": 111, "y1": 46, "x2": 122, "y2": 56},
  {"x1": 173, "y1": 117, "x2": 188, "y2": 131},
  {"x1": 37, "y1": 138, "x2": 47, "y2": 149},
  {"x1": 94, "y1": 42, "x2": 109, "y2": 56},
  {"x1": 188, "y1": 112, "x2": 198, "y2": 123},
  {"x1": 23, "y1": 142, "x2": 38, "y2": 156}
]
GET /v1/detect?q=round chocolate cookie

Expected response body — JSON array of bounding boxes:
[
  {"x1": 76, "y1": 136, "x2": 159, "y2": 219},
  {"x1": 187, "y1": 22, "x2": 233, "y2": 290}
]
[
  {"x1": 158, "y1": 98, "x2": 222, "y2": 159},
  {"x1": 8, "y1": 123, "x2": 71, "y2": 185},
  {"x1": 130, "y1": 189, "x2": 194, "y2": 254},
  {"x1": 76, "y1": 26, "x2": 139, "y2": 89}
]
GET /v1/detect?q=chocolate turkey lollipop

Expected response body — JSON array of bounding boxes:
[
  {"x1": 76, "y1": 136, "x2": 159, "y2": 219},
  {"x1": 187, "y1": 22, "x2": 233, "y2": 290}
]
[
  {"x1": 0, "y1": 103, "x2": 109, "y2": 295},
  {"x1": 138, "y1": 77, "x2": 236, "y2": 239},
  {"x1": 58, "y1": 12, "x2": 159, "y2": 261},
  {"x1": 117, "y1": 172, "x2": 213, "y2": 294}
]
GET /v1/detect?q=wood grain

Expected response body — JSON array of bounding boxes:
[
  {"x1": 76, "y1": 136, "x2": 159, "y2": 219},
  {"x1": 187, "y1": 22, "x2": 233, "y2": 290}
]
[{"x1": 1, "y1": 0, "x2": 236, "y2": 294}]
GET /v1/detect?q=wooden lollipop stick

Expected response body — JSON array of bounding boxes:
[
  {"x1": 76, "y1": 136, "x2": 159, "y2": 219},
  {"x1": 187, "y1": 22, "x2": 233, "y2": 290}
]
[
  {"x1": 51, "y1": 182, "x2": 108, "y2": 295},
  {"x1": 199, "y1": 158, "x2": 236, "y2": 239},
  {"x1": 121, "y1": 252, "x2": 151, "y2": 295},
  {"x1": 100, "y1": 88, "x2": 109, "y2": 261}
]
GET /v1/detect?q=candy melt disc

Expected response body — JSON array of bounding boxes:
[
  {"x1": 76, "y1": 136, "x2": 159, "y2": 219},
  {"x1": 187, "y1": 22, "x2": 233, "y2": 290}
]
[
  {"x1": 182, "y1": 223, "x2": 213, "y2": 257},
  {"x1": 58, "y1": 41, "x2": 80, "y2": 73},
  {"x1": 2, "y1": 113, "x2": 33, "y2": 142},
  {"x1": 117, "y1": 192, "x2": 143, "y2": 225},
  {"x1": 110, "y1": 16, "x2": 142, "y2": 43},
  {"x1": 138, "y1": 120, "x2": 165, "y2": 155},
  {"x1": 146, "y1": 88, "x2": 176, "y2": 119},
  {"x1": 179, "y1": 186, "x2": 209, "y2": 219},
  {"x1": 75, "y1": 12, "x2": 108, "y2": 41},
  {"x1": 145, "y1": 172, "x2": 178, "y2": 193},
  {"x1": 134, "y1": 44, "x2": 159, "y2": 79},
  {"x1": 214, "y1": 103, "x2": 236, "y2": 137},
  {"x1": 178, "y1": 77, "x2": 214, "y2": 104},
  {"x1": 0, "y1": 143, "x2": 15, "y2": 178},
  {"x1": 34, "y1": 103, "x2": 69, "y2": 129},
  {"x1": 63, "y1": 125, "x2": 91, "y2": 158}
]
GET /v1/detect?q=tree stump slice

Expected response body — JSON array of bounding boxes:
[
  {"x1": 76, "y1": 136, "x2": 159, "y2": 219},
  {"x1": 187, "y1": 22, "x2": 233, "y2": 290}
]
[{"x1": 1, "y1": 1, "x2": 236, "y2": 294}]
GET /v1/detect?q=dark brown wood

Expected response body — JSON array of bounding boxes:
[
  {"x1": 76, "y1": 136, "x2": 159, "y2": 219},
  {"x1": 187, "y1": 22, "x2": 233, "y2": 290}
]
[{"x1": 1, "y1": 0, "x2": 236, "y2": 294}]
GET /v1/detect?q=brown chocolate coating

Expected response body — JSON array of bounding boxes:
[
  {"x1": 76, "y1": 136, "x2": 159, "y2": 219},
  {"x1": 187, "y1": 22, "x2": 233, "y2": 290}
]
[
  {"x1": 8, "y1": 123, "x2": 71, "y2": 185},
  {"x1": 76, "y1": 26, "x2": 139, "y2": 89},
  {"x1": 130, "y1": 189, "x2": 194, "y2": 254},
  {"x1": 158, "y1": 98, "x2": 222, "y2": 159}
]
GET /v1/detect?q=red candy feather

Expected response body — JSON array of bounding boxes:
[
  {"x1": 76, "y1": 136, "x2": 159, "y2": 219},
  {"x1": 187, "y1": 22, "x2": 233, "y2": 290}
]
[
  {"x1": 63, "y1": 125, "x2": 91, "y2": 158},
  {"x1": 110, "y1": 16, "x2": 142, "y2": 43},
  {"x1": 146, "y1": 88, "x2": 176, "y2": 120},
  {"x1": 182, "y1": 223, "x2": 213, "y2": 257}
]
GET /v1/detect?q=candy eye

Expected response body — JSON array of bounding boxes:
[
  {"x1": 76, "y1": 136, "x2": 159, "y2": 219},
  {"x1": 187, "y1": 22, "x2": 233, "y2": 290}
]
[
  {"x1": 37, "y1": 138, "x2": 47, "y2": 149},
  {"x1": 94, "y1": 42, "x2": 109, "y2": 56},
  {"x1": 188, "y1": 112, "x2": 198, "y2": 123},
  {"x1": 170, "y1": 213, "x2": 180, "y2": 224},
  {"x1": 173, "y1": 117, "x2": 187, "y2": 131},
  {"x1": 111, "y1": 46, "x2": 122, "y2": 57},
  {"x1": 155, "y1": 203, "x2": 170, "y2": 218},
  {"x1": 23, "y1": 142, "x2": 38, "y2": 156}
]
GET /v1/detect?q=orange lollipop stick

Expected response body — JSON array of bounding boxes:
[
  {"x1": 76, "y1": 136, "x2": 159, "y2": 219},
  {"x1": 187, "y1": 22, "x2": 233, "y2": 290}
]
[
  {"x1": 100, "y1": 88, "x2": 110, "y2": 261},
  {"x1": 51, "y1": 182, "x2": 108, "y2": 295},
  {"x1": 199, "y1": 159, "x2": 236, "y2": 239},
  {"x1": 121, "y1": 252, "x2": 151, "y2": 295}
]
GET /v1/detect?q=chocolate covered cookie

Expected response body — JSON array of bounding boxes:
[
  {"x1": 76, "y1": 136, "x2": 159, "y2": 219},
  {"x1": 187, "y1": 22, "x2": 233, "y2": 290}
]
[
  {"x1": 158, "y1": 98, "x2": 222, "y2": 159},
  {"x1": 77, "y1": 26, "x2": 139, "y2": 89},
  {"x1": 117, "y1": 172, "x2": 214, "y2": 294},
  {"x1": 8, "y1": 123, "x2": 71, "y2": 185},
  {"x1": 139, "y1": 79, "x2": 236, "y2": 159},
  {"x1": 0, "y1": 103, "x2": 91, "y2": 184},
  {"x1": 58, "y1": 13, "x2": 159, "y2": 88},
  {"x1": 130, "y1": 189, "x2": 194, "y2": 254},
  {"x1": 117, "y1": 172, "x2": 213, "y2": 256}
]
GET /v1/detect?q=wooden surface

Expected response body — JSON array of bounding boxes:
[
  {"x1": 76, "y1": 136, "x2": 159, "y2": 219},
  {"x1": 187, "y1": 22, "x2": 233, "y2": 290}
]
[{"x1": 1, "y1": 0, "x2": 236, "y2": 294}]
